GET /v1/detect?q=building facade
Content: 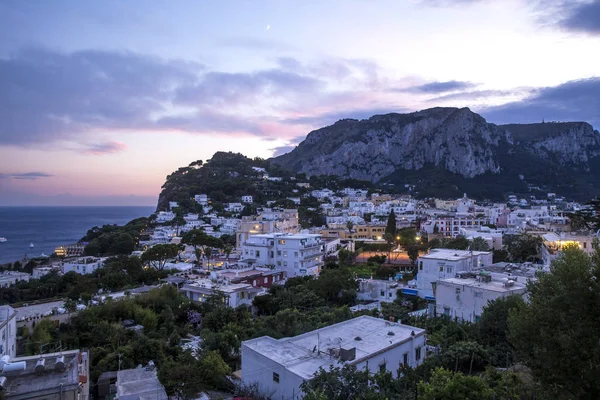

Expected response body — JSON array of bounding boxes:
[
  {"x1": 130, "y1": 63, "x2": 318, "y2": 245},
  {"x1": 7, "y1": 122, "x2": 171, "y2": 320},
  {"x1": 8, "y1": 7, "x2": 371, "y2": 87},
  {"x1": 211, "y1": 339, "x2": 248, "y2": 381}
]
[
  {"x1": 416, "y1": 249, "x2": 493, "y2": 298},
  {"x1": 435, "y1": 272, "x2": 527, "y2": 322},
  {"x1": 0, "y1": 305, "x2": 17, "y2": 358},
  {"x1": 240, "y1": 233, "x2": 324, "y2": 277}
]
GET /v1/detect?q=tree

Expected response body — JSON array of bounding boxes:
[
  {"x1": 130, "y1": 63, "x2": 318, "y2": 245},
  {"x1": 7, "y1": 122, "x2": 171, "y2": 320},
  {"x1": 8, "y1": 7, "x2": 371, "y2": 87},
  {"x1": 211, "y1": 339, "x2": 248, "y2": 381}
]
[
  {"x1": 407, "y1": 245, "x2": 420, "y2": 266},
  {"x1": 338, "y1": 249, "x2": 353, "y2": 265},
  {"x1": 182, "y1": 229, "x2": 222, "y2": 267},
  {"x1": 141, "y1": 244, "x2": 179, "y2": 271},
  {"x1": 478, "y1": 295, "x2": 525, "y2": 367},
  {"x1": 159, "y1": 353, "x2": 205, "y2": 400},
  {"x1": 385, "y1": 210, "x2": 397, "y2": 238},
  {"x1": 418, "y1": 368, "x2": 494, "y2": 400},
  {"x1": 503, "y1": 234, "x2": 542, "y2": 262},
  {"x1": 301, "y1": 364, "x2": 378, "y2": 400},
  {"x1": 197, "y1": 350, "x2": 232, "y2": 391},
  {"x1": 346, "y1": 221, "x2": 354, "y2": 232},
  {"x1": 509, "y1": 246, "x2": 600, "y2": 399},
  {"x1": 567, "y1": 197, "x2": 600, "y2": 232},
  {"x1": 469, "y1": 237, "x2": 490, "y2": 251}
]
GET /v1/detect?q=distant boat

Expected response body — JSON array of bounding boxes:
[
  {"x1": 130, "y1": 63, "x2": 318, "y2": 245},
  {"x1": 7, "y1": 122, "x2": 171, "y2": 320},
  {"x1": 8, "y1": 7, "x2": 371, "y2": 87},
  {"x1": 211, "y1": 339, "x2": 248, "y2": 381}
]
[
  {"x1": 0, "y1": 237, "x2": 6, "y2": 243},
  {"x1": 29, "y1": 243, "x2": 35, "y2": 248}
]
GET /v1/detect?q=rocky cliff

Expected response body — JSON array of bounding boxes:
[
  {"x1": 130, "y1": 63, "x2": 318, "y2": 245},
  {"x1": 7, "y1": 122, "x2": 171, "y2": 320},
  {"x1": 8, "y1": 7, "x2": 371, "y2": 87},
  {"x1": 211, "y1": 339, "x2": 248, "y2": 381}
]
[{"x1": 273, "y1": 107, "x2": 600, "y2": 199}]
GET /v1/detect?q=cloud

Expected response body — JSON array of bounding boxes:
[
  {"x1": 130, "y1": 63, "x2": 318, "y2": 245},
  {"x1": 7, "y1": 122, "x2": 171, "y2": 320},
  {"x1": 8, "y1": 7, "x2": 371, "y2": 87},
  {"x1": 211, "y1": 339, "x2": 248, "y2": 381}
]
[
  {"x1": 0, "y1": 48, "x2": 411, "y2": 146},
  {"x1": 216, "y1": 37, "x2": 296, "y2": 51},
  {"x1": 82, "y1": 141, "x2": 127, "y2": 155},
  {"x1": 399, "y1": 80, "x2": 477, "y2": 94},
  {"x1": 427, "y1": 89, "x2": 518, "y2": 102},
  {"x1": 0, "y1": 172, "x2": 53, "y2": 180},
  {"x1": 281, "y1": 107, "x2": 403, "y2": 127},
  {"x1": 0, "y1": 47, "x2": 201, "y2": 146},
  {"x1": 269, "y1": 135, "x2": 307, "y2": 157},
  {"x1": 480, "y1": 77, "x2": 600, "y2": 128},
  {"x1": 174, "y1": 69, "x2": 321, "y2": 107},
  {"x1": 556, "y1": 0, "x2": 600, "y2": 35}
]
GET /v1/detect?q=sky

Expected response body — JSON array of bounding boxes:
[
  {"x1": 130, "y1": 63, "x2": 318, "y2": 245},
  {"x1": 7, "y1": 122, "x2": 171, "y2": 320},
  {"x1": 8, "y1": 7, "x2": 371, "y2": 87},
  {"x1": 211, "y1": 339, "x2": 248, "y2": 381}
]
[{"x1": 1, "y1": 0, "x2": 599, "y2": 206}]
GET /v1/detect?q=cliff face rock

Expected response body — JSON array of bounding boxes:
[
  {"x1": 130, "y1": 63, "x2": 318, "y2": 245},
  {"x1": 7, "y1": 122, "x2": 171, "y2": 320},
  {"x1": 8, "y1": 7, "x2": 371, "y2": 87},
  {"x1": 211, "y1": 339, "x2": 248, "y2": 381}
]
[
  {"x1": 500, "y1": 122, "x2": 600, "y2": 168},
  {"x1": 274, "y1": 107, "x2": 600, "y2": 182}
]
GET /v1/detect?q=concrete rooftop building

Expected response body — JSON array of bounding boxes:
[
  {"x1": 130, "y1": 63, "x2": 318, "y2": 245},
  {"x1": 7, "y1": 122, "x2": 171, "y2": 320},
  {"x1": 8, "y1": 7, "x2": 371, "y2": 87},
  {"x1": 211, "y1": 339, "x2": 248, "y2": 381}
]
[
  {"x1": 1, "y1": 350, "x2": 89, "y2": 400},
  {"x1": 242, "y1": 315, "x2": 426, "y2": 400},
  {"x1": 116, "y1": 367, "x2": 168, "y2": 400}
]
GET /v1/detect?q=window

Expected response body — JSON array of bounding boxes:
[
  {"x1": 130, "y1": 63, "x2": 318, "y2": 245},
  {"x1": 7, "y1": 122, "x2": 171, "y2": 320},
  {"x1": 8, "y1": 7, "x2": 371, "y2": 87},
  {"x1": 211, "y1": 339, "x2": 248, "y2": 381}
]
[
  {"x1": 584, "y1": 242, "x2": 587, "y2": 249},
  {"x1": 277, "y1": 250, "x2": 281, "y2": 256},
  {"x1": 283, "y1": 251, "x2": 288, "y2": 257},
  {"x1": 380, "y1": 291, "x2": 385, "y2": 296},
  {"x1": 256, "y1": 251, "x2": 260, "y2": 257},
  {"x1": 446, "y1": 266, "x2": 453, "y2": 274},
  {"x1": 279, "y1": 240, "x2": 286, "y2": 245},
  {"x1": 379, "y1": 363, "x2": 387, "y2": 373},
  {"x1": 273, "y1": 372, "x2": 280, "y2": 383},
  {"x1": 419, "y1": 262, "x2": 423, "y2": 271},
  {"x1": 403, "y1": 352, "x2": 408, "y2": 366},
  {"x1": 455, "y1": 288, "x2": 461, "y2": 295},
  {"x1": 283, "y1": 261, "x2": 288, "y2": 267},
  {"x1": 253, "y1": 280, "x2": 257, "y2": 286},
  {"x1": 474, "y1": 291, "x2": 483, "y2": 298},
  {"x1": 389, "y1": 292, "x2": 392, "y2": 297},
  {"x1": 294, "y1": 252, "x2": 299, "y2": 258},
  {"x1": 439, "y1": 266, "x2": 443, "y2": 272},
  {"x1": 443, "y1": 307, "x2": 450, "y2": 316},
  {"x1": 416, "y1": 347, "x2": 421, "y2": 361},
  {"x1": 264, "y1": 277, "x2": 268, "y2": 284}
]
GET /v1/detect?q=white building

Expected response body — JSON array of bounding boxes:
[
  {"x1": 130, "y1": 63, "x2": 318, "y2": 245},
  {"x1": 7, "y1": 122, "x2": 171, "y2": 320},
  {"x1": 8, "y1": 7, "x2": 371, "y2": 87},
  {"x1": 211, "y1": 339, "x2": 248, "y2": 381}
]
[
  {"x1": 181, "y1": 278, "x2": 265, "y2": 308},
  {"x1": 310, "y1": 189, "x2": 334, "y2": 200},
  {"x1": 194, "y1": 194, "x2": 209, "y2": 206},
  {"x1": 240, "y1": 233, "x2": 324, "y2": 277},
  {"x1": 0, "y1": 272, "x2": 31, "y2": 287},
  {"x1": 459, "y1": 227, "x2": 504, "y2": 250},
  {"x1": 0, "y1": 306, "x2": 17, "y2": 358},
  {"x1": 435, "y1": 271, "x2": 527, "y2": 322},
  {"x1": 62, "y1": 257, "x2": 105, "y2": 275},
  {"x1": 242, "y1": 316, "x2": 426, "y2": 400},
  {"x1": 421, "y1": 214, "x2": 490, "y2": 237},
  {"x1": 226, "y1": 203, "x2": 244, "y2": 213},
  {"x1": 168, "y1": 201, "x2": 179, "y2": 210},
  {"x1": 242, "y1": 195, "x2": 254, "y2": 204},
  {"x1": 32, "y1": 266, "x2": 59, "y2": 280},
  {"x1": 357, "y1": 279, "x2": 402, "y2": 303},
  {"x1": 155, "y1": 211, "x2": 175, "y2": 222},
  {"x1": 116, "y1": 367, "x2": 168, "y2": 400},
  {"x1": 416, "y1": 249, "x2": 493, "y2": 299}
]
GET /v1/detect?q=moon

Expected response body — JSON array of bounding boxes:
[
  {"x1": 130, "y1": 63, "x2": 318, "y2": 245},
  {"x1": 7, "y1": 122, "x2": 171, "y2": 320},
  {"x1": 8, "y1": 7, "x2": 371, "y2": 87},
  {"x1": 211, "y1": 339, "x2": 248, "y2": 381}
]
[{"x1": 265, "y1": 24, "x2": 270, "y2": 31}]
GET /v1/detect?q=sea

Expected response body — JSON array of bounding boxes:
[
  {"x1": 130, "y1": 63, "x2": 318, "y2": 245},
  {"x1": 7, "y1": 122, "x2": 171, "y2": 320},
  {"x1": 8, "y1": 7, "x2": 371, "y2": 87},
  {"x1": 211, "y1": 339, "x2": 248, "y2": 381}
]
[{"x1": 0, "y1": 206, "x2": 155, "y2": 265}]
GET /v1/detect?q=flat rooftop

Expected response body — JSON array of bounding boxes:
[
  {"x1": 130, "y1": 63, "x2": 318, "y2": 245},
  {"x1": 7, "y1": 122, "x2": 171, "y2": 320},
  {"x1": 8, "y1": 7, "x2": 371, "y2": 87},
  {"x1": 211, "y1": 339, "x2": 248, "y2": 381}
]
[
  {"x1": 419, "y1": 248, "x2": 491, "y2": 261},
  {"x1": 182, "y1": 279, "x2": 252, "y2": 293},
  {"x1": 2, "y1": 350, "x2": 84, "y2": 398},
  {"x1": 14, "y1": 300, "x2": 65, "y2": 320},
  {"x1": 117, "y1": 368, "x2": 168, "y2": 400},
  {"x1": 247, "y1": 233, "x2": 321, "y2": 240},
  {"x1": 243, "y1": 315, "x2": 425, "y2": 379},
  {"x1": 438, "y1": 277, "x2": 526, "y2": 293}
]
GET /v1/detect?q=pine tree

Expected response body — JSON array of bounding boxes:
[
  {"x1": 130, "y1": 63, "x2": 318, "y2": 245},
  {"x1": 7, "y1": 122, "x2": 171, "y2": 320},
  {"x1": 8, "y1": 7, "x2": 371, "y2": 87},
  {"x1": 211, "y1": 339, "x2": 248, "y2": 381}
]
[{"x1": 385, "y1": 210, "x2": 397, "y2": 237}]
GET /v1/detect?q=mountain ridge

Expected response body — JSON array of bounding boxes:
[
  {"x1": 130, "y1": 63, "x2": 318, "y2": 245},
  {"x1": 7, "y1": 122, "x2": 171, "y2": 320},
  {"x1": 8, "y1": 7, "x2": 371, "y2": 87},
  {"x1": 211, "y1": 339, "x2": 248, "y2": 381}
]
[{"x1": 272, "y1": 107, "x2": 600, "y2": 200}]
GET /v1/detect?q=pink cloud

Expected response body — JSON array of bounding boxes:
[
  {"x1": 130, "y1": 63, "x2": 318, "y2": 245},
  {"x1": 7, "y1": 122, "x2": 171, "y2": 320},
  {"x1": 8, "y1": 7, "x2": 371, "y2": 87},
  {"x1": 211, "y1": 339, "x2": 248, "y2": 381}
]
[{"x1": 83, "y1": 141, "x2": 127, "y2": 155}]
